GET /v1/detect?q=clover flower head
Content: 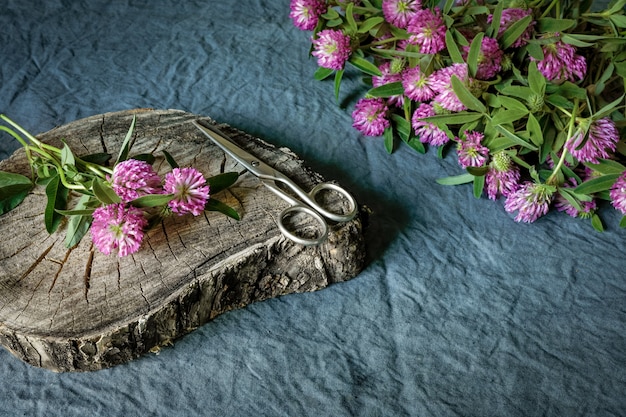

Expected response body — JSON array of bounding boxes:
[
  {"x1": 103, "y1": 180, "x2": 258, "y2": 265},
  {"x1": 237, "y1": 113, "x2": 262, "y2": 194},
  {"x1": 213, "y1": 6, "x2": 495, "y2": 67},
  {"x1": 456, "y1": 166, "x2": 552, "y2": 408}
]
[
  {"x1": 352, "y1": 97, "x2": 390, "y2": 137},
  {"x1": 565, "y1": 117, "x2": 619, "y2": 163},
  {"x1": 504, "y1": 182, "x2": 554, "y2": 223},
  {"x1": 457, "y1": 130, "x2": 489, "y2": 168},
  {"x1": 382, "y1": 0, "x2": 422, "y2": 29},
  {"x1": 402, "y1": 66, "x2": 435, "y2": 102},
  {"x1": 463, "y1": 36, "x2": 503, "y2": 80},
  {"x1": 430, "y1": 63, "x2": 470, "y2": 112},
  {"x1": 411, "y1": 103, "x2": 449, "y2": 146},
  {"x1": 311, "y1": 29, "x2": 352, "y2": 70},
  {"x1": 532, "y1": 40, "x2": 587, "y2": 83},
  {"x1": 610, "y1": 172, "x2": 626, "y2": 215},
  {"x1": 289, "y1": 0, "x2": 327, "y2": 31},
  {"x1": 164, "y1": 167, "x2": 210, "y2": 216},
  {"x1": 373, "y1": 62, "x2": 405, "y2": 108},
  {"x1": 406, "y1": 7, "x2": 446, "y2": 54},
  {"x1": 110, "y1": 159, "x2": 162, "y2": 203},
  {"x1": 485, "y1": 151, "x2": 520, "y2": 200},
  {"x1": 91, "y1": 203, "x2": 148, "y2": 257}
]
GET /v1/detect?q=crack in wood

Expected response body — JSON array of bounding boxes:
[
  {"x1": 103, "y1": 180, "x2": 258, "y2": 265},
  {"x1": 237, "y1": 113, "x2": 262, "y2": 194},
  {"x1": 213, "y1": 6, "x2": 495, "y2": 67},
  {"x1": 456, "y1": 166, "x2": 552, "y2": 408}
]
[
  {"x1": 83, "y1": 245, "x2": 94, "y2": 303},
  {"x1": 19, "y1": 242, "x2": 55, "y2": 282},
  {"x1": 98, "y1": 115, "x2": 108, "y2": 154},
  {"x1": 48, "y1": 246, "x2": 75, "y2": 293}
]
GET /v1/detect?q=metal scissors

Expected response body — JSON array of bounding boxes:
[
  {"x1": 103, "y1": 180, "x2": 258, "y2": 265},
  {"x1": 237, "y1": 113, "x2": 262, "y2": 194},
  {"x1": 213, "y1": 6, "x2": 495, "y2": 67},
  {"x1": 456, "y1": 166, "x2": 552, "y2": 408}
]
[{"x1": 193, "y1": 120, "x2": 358, "y2": 246}]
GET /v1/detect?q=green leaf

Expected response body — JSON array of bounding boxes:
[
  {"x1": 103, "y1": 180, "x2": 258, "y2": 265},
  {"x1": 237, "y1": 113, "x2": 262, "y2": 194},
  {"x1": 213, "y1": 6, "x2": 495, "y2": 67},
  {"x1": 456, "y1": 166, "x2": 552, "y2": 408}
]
[
  {"x1": 574, "y1": 174, "x2": 621, "y2": 195},
  {"x1": 92, "y1": 177, "x2": 121, "y2": 205},
  {"x1": 498, "y1": 85, "x2": 533, "y2": 100},
  {"x1": 207, "y1": 172, "x2": 239, "y2": 194},
  {"x1": 383, "y1": 126, "x2": 394, "y2": 154},
  {"x1": 366, "y1": 82, "x2": 404, "y2": 98},
  {"x1": 527, "y1": 61, "x2": 546, "y2": 96},
  {"x1": 494, "y1": 125, "x2": 538, "y2": 151},
  {"x1": 620, "y1": 215, "x2": 626, "y2": 228},
  {"x1": 314, "y1": 67, "x2": 334, "y2": 81},
  {"x1": 560, "y1": 33, "x2": 595, "y2": 48},
  {"x1": 558, "y1": 188, "x2": 591, "y2": 215},
  {"x1": 132, "y1": 153, "x2": 156, "y2": 164},
  {"x1": 610, "y1": 14, "x2": 626, "y2": 29},
  {"x1": 594, "y1": 62, "x2": 614, "y2": 96},
  {"x1": 592, "y1": 94, "x2": 625, "y2": 120},
  {"x1": 65, "y1": 194, "x2": 94, "y2": 248},
  {"x1": 526, "y1": 113, "x2": 544, "y2": 147},
  {"x1": 345, "y1": 2, "x2": 358, "y2": 33},
  {"x1": 204, "y1": 198, "x2": 240, "y2": 220},
  {"x1": 451, "y1": 75, "x2": 486, "y2": 113},
  {"x1": 423, "y1": 112, "x2": 483, "y2": 126},
  {"x1": 526, "y1": 42, "x2": 544, "y2": 61},
  {"x1": 467, "y1": 32, "x2": 484, "y2": 78},
  {"x1": 348, "y1": 56, "x2": 381, "y2": 77},
  {"x1": 473, "y1": 174, "x2": 485, "y2": 198},
  {"x1": 357, "y1": 16, "x2": 384, "y2": 33},
  {"x1": 591, "y1": 213, "x2": 604, "y2": 232},
  {"x1": 547, "y1": 81, "x2": 588, "y2": 100},
  {"x1": 584, "y1": 160, "x2": 626, "y2": 175},
  {"x1": 162, "y1": 149, "x2": 179, "y2": 169},
  {"x1": 501, "y1": 15, "x2": 532, "y2": 49},
  {"x1": 537, "y1": 17, "x2": 575, "y2": 33},
  {"x1": 391, "y1": 114, "x2": 411, "y2": 143},
  {"x1": 467, "y1": 166, "x2": 489, "y2": 176},
  {"x1": 545, "y1": 94, "x2": 575, "y2": 109},
  {"x1": 115, "y1": 115, "x2": 137, "y2": 164},
  {"x1": 334, "y1": 69, "x2": 344, "y2": 102},
  {"x1": 0, "y1": 171, "x2": 33, "y2": 215},
  {"x1": 498, "y1": 96, "x2": 528, "y2": 112},
  {"x1": 61, "y1": 141, "x2": 76, "y2": 168},
  {"x1": 0, "y1": 184, "x2": 34, "y2": 211},
  {"x1": 44, "y1": 174, "x2": 68, "y2": 234},
  {"x1": 488, "y1": 1, "x2": 503, "y2": 38},
  {"x1": 55, "y1": 208, "x2": 96, "y2": 216},
  {"x1": 321, "y1": 8, "x2": 340, "y2": 20},
  {"x1": 445, "y1": 29, "x2": 464, "y2": 64},
  {"x1": 80, "y1": 152, "x2": 112, "y2": 165},
  {"x1": 406, "y1": 138, "x2": 426, "y2": 154},
  {"x1": 0, "y1": 171, "x2": 32, "y2": 188},
  {"x1": 490, "y1": 108, "x2": 529, "y2": 126},
  {"x1": 130, "y1": 193, "x2": 174, "y2": 208},
  {"x1": 436, "y1": 173, "x2": 474, "y2": 185},
  {"x1": 443, "y1": 0, "x2": 455, "y2": 14}
]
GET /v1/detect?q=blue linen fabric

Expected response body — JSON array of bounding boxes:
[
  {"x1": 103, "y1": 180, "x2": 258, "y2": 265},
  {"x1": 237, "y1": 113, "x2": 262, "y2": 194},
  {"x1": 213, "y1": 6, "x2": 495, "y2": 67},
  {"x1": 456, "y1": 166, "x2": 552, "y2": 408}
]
[{"x1": 1, "y1": 1, "x2": 625, "y2": 416}]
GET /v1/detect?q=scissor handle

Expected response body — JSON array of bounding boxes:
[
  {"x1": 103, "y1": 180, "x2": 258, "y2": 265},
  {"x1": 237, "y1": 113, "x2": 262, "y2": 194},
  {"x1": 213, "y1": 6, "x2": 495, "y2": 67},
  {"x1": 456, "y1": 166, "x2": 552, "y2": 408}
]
[
  {"x1": 277, "y1": 205, "x2": 329, "y2": 246},
  {"x1": 304, "y1": 182, "x2": 358, "y2": 223}
]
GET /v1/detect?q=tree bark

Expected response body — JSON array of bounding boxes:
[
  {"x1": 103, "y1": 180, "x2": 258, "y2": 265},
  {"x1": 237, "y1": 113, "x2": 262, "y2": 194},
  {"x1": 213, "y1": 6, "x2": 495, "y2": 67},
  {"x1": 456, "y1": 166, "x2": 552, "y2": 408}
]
[{"x1": 0, "y1": 109, "x2": 366, "y2": 372}]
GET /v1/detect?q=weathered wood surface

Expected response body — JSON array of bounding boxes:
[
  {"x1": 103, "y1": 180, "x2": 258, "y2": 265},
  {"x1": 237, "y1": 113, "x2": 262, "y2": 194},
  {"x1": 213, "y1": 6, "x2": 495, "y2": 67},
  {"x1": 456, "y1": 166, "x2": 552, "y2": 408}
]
[{"x1": 0, "y1": 109, "x2": 366, "y2": 372}]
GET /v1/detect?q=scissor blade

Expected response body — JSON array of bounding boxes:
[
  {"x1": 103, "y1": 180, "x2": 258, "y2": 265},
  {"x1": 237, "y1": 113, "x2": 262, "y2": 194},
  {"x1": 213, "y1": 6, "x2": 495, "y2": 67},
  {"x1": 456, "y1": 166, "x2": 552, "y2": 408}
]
[{"x1": 192, "y1": 120, "x2": 275, "y2": 178}]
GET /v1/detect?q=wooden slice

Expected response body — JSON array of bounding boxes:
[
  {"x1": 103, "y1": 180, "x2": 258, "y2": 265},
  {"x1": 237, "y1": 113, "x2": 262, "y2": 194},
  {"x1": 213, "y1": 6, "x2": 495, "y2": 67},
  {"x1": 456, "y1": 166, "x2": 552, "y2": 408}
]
[{"x1": 0, "y1": 109, "x2": 366, "y2": 372}]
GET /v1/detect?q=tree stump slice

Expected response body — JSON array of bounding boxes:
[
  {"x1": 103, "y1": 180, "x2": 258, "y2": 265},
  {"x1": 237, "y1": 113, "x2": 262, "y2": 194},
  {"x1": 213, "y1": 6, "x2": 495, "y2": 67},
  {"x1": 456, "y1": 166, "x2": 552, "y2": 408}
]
[{"x1": 0, "y1": 109, "x2": 366, "y2": 372}]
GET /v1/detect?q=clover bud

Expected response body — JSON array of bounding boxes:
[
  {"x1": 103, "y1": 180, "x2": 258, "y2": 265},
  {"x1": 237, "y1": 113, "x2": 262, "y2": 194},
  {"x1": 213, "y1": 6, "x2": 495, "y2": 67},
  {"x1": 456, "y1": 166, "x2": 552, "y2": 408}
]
[
  {"x1": 390, "y1": 58, "x2": 406, "y2": 75},
  {"x1": 527, "y1": 93, "x2": 544, "y2": 113}
]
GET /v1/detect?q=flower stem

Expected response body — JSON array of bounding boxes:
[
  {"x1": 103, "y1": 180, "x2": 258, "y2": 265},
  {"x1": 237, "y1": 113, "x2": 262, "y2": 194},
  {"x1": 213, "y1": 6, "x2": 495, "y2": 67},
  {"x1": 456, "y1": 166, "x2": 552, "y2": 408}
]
[{"x1": 547, "y1": 99, "x2": 579, "y2": 185}]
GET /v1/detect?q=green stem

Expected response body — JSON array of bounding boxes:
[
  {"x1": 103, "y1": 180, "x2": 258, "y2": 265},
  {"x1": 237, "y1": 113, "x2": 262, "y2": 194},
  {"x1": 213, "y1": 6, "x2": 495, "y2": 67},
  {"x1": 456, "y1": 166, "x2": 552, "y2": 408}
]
[
  {"x1": 547, "y1": 100, "x2": 579, "y2": 185},
  {"x1": 540, "y1": 0, "x2": 559, "y2": 18}
]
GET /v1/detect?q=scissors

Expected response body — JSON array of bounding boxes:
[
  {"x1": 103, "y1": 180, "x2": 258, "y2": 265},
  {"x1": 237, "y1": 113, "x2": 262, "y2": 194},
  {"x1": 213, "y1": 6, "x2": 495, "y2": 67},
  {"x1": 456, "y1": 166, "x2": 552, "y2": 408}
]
[{"x1": 193, "y1": 120, "x2": 358, "y2": 246}]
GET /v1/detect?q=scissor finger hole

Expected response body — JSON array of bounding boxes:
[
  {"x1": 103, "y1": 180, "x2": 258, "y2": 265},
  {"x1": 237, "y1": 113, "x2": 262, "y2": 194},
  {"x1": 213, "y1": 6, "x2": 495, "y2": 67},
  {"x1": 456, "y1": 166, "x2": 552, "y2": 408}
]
[
  {"x1": 309, "y1": 183, "x2": 357, "y2": 219},
  {"x1": 278, "y1": 206, "x2": 328, "y2": 246}
]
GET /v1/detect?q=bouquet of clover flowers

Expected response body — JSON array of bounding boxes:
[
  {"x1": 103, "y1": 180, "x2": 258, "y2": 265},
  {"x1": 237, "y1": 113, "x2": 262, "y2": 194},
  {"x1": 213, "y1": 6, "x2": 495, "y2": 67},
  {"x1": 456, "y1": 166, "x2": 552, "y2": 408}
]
[
  {"x1": 0, "y1": 115, "x2": 239, "y2": 257},
  {"x1": 290, "y1": 0, "x2": 626, "y2": 230}
]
